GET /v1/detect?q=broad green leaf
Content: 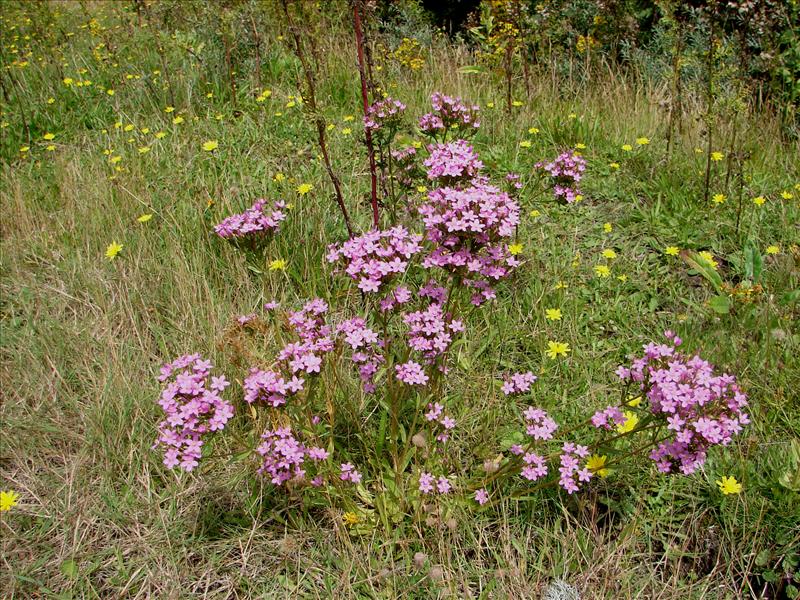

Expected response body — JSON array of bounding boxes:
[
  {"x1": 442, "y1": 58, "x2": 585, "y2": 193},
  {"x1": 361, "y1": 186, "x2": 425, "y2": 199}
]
[
  {"x1": 709, "y1": 294, "x2": 731, "y2": 314},
  {"x1": 683, "y1": 251, "x2": 724, "y2": 293}
]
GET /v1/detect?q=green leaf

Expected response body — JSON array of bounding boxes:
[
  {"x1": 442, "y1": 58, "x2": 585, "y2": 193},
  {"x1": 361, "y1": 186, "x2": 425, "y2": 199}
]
[
  {"x1": 683, "y1": 251, "x2": 724, "y2": 293},
  {"x1": 744, "y1": 240, "x2": 763, "y2": 283},
  {"x1": 709, "y1": 294, "x2": 731, "y2": 314},
  {"x1": 458, "y1": 65, "x2": 486, "y2": 74},
  {"x1": 60, "y1": 559, "x2": 78, "y2": 579}
]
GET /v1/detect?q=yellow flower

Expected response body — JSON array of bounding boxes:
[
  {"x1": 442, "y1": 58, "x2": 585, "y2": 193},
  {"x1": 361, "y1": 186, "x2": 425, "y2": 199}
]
[
  {"x1": 568, "y1": 113, "x2": 577, "y2": 119},
  {"x1": 617, "y1": 411, "x2": 639, "y2": 433},
  {"x1": 781, "y1": 190, "x2": 794, "y2": 200},
  {"x1": 617, "y1": 274, "x2": 628, "y2": 282},
  {"x1": 752, "y1": 196, "x2": 766, "y2": 206},
  {"x1": 508, "y1": 243, "x2": 523, "y2": 256},
  {"x1": 554, "y1": 281, "x2": 567, "y2": 290},
  {"x1": 137, "y1": 214, "x2": 153, "y2": 223},
  {"x1": 665, "y1": 246, "x2": 680, "y2": 256},
  {"x1": 609, "y1": 162, "x2": 620, "y2": 169},
  {"x1": 698, "y1": 251, "x2": 718, "y2": 270},
  {"x1": 519, "y1": 140, "x2": 532, "y2": 148},
  {"x1": 711, "y1": 151, "x2": 724, "y2": 162},
  {"x1": 627, "y1": 395, "x2": 642, "y2": 407},
  {"x1": 105, "y1": 241, "x2": 123, "y2": 260},
  {"x1": 47, "y1": 97, "x2": 55, "y2": 104},
  {"x1": 343, "y1": 511, "x2": 359, "y2": 526},
  {"x1": 297, "y1": 183, "x2": 313, "y2": 195},
  {"x1": 46, "y1": 145, "x2": 56, "y2": 151},
  {"x1": 594, "y1": 264, "x2": 611, "y2": 277},
  {"x1": 109, "y1": 155, "x2": 122, "y2": 164},
  {"x1": 636, "y1": 137, "x2": 649, "y2": 145},
  {"x1": 63, "y1": 77, "x2": 73, "y2": 85},
  {"x1": 575, "y1": 143, "x2": 586, "y2": 150},
  {"x1": 273, "y1": 173, "x2": 285, "y2": 182},
  {"x1": 528, "y1": 127, "x2": 539, "y2": 135},
  {"x1": 124, "y1": 124, "x2": 134, "y2": 132},
  {"x1": 716, "y1": 475, "x2": 742, "y2": 495},
  {"x1": 712, "y1": 193, "x2": 726, "y2": 204},
  {"x1": 19, "y1": 146, "x2": 30, "y2": 153},
  {"x1": 43, "y1": 132, "x2": 55, "y2": 140},
  {"x1": 765, "y1": 245, "x2": 780, "y2": 255},
  {"x1": 545, "y1": 308, "x2": 562, "y2": 321},
  {"x1": 603, "y1": 222, "x2": 612, "y2": 233},
  {"x1": 206, "y1": 92, "x2": 213, "y2": 99},
  {"x1": 343, "y1": 115, "x2": 354, "y2": 122},
  {"x1": 486, "y1": 102, "x2": 495, "y2": 108},
  {"x1": 601, "y1": 249, "x2": 617, "y2": 260},
  {"x1": 155, "y1": 131, "x2": 166, "y2": 139},
  {"x1": 106, "y1": 89, "x2": 115, "y2": 95},
  {"x1": 546, "y1": 340, "x2": 571, "y2": 359},
  {"x1": 138, "y1": 146, "x2": 150, "y2": 154},
  {"x1": 172, "y1": 116, "x2": 184, "y2": 125},
  {"x1": 621, "y1": 144, "x2": 633, "y2": 152},
  {"x1": 202, "y1": 140, "x2": 218, "y2": 152},
  {"x1": 141, "y1": 128, "x2": 150, "y2": 134},
  {"x1": 269, "y1": 259, "x2": 287, "y2": 271},
  {"x1": 586, "y1": 455, "x2": 609, "y2": 477},
  {"x1": 341, "y1": 127, "x2": 352, "y2": 135},
  {"x1": 0, "y1": 490, "x2": 19, "y2": 512},
  {"x1": 412, "y1": 141, "x2": 423, "y2": 149},
  {"x1": 530, "y1": 209, "x2": 540, "y2": 218},
  {"x1": 164, "y1": 106, "x2": 175, "y2": 113},
  {"x1": 512, "y1": 100, "x2": 523, "y2": 107},
  {"x1": 417, "y1": 186, "x2": 428, "y2": 193}
]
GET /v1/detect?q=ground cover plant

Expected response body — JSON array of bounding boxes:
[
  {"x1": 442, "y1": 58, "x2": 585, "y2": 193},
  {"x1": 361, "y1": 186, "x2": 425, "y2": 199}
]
[{"x1": 1, "y1": 1, "x2": 799, "y2": 598}]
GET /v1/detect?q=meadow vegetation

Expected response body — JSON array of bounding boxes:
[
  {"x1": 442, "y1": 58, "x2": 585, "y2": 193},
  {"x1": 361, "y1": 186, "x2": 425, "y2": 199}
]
[{"x1": 1, "y1": 1, "x2": 799, "y2": 598}]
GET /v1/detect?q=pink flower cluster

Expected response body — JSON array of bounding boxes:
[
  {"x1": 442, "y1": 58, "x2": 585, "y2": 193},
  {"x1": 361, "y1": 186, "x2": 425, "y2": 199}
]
[
  {"x1": 390, "y1": 145, "x2": 420, "y2": 187},
  {"x1": 244, "y1": 299, "x2": 333, "y2": 407},
  {"x1": 396, "y1": 360, "x2": 429, "y2": 385},
  {"x1": 617, "y1": 332, "x2": 750, "y2": 475},
  {"x1": 337, "y1": 317, "x2": 385, "y2": 393},
  {"x1": 536, "y1": 152, "x2": 586, "y2": 204},
  {"x1": 326, "y1": 227, "x2": 422, "y2": 294},
  {"x1": 214, "y1": 199, "x2": 287, "y2": 239},
  {"x1": 557, "y1": 442, "x2": 592, "y2": 494},
  {"x1": 154, "y1": 354, "x2": 233, "y2": 472},
  {"x1": 340, "y1": 463, "x2": 363, "y2": 484},
  {"x1": 523, "y1": 406, "x2": 558, "y2": 440},
  {"x1": 419, "y1": 472, "x2": 452, "y2": 494},
  {"x1": 255, "y1": 427, "x2": 328, "y2": 486},
  {"x1": 521, "y1": 451, "x2": 547, "y2": 481},
  {"x1": 363, "y1": 96, "x2": 406, "y2": 134},
  {"x1": 590, "y1": 405, "x2": 626, "y2": 430},
  {"x1": 379, "y1": 285, "x2": 413, "y2": 312},
  {"x1": 425, "y1": 402, "x2": 456, "y2": 443},
  {"x1": 403, "y1": 301, "x2": 464, "y2": 363},
  {"x1": 424, "y1": 140, "x2": 484, "y2": 184},
  {"x1": 419, "y1": 183, "x2": 521, "y2": 305},
  {"x1": 419, "y1": 92, "x2": 480, "y2": 138},
  {"x1": 501, "y1": 371, "x2": 538, "y2": 395}
]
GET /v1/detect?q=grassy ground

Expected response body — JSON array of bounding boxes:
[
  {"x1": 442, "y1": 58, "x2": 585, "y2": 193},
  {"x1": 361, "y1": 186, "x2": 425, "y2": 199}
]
[{"x1": 1, "y1": 2, "x2": 799, "y2": 598}]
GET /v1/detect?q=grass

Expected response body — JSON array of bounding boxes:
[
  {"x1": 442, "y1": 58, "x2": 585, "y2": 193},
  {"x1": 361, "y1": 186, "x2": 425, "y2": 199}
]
[{"x1": 1, "y1": 1, "x2": 799, "y2": 598}]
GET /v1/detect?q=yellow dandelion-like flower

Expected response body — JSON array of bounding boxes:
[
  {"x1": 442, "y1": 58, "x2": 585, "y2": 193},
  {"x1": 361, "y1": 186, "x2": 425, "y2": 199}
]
[
  {"x1": 269, "y1": 259, "x2": 287, "y2": 271},
  {"x1": 711, "y1": 151, "x2": 724, "y2": 161},
  {"x1": 519, "y1": 140, "x2": 532, "y2": 148},
  {"x1": 716, "y1": 475, "x2": 742, "y2": 495},
  {"x1": 712, "y1": 193, "x2": 726, "y2": 204},
  {"x1": 172, "y1": 116, "x2": 184, "y2": 125},
  {"x1": 138, "y1": 146, "x2": 150, "y2": 154},
  {"x1": 609, "y1": 162, "x2": 620, "y2": 169},
  {"x1": 155, "y1": 131, "x2": 166, "y2": 139},
  {"x1": 137, "y1": 214, "x2": 153, "y2": 223},
  {"x1": 586, "y1": 455, "x2": 609, "y2": 477},
  {"x1": 46, "y1": 145, "x2": 56, "y2": 151},
  {"x1": 665, "y1": 246, "x2": 680, "y2": 256},
  {"x1": 545, "y1": 308, "x2": 562, "y2": 321},
  {"x1": 594, "y1": 264, "x2": 611, "y2": 277},
  {"x1": 0, "y1": 490, "x2": 20, "y2": 512},
  {"x1": 341, "y1": 127, "x2": 352, "y2": 135},
  {"x1": 546, "y1": 340, "x2": 571, "y2": 359},
  {"x1": 105, "y1": 241, "x2": 123, "y2": 260},
  {"x1": 603, "y1": 222, "x2": 612, "y2": 233},
  {"x1": 530, "y1": 209, "x2": 540, "y2": 218},
  {"x1": 575, "y1": 143, "x2": 586, "y2": 150},
  {"x1": 636, "y1": 137, "x2": 649, "y2": 145},
  {"x1": 124, "y1": 124, "x2": 134, "y2": 132},
  {"x1": 106, "y1": 89, "x2": 114, "y2": 95},
  {"x1": 297, "y1": 183, "x2": 313, "y2": 195},
  {"x1": 781, "y1": 190, "x2": 794, "y2": 200},
  {"x1": 202, "y1": 140, "x2": 218, "y2": 152},
  {"x1": 752, "y1": 196, "x2": 766, "y2": 206},
  {"x1": 43, "y1": 132, "x2": 55, "y2": 140},
  {"x1": 164, "y1": 106, "x2": 175, "y2": 113},
  {"x1": 621, "y1": 144, "x2": 633, "y2": 152},
  {"x1": 508, "y1": 243, "x2": 523, "y2": 256},
  {"x1": 602, "y1": 249, "x2": 617, "y2": 260},
  {"x1": 528, "y1": 127, "x2": 539, "y2": 135},
  {"x1": 765, "y1": 245, "x2": 779, "y2": 255},
  {"x1": 617, "y1": 411, "x2": 639, "y2": 433},
  {"x1": 698, "y1": 251, "x2": 718, "y2": 270}
]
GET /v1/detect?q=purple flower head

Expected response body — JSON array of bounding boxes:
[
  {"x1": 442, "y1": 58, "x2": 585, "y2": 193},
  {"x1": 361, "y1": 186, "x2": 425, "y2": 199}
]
[
  {"x1": 419, "y1": 92, "x2": 480, "y2": 139},
  {"x1": 424, "y1": 140, "x2": 483, "y2": 185},
  {"x1": 214, "y1": 199, "x2": 287, "y2": 239},
  {"x1": 536, "y1": 152, "x2": 586, "y2": 204}
]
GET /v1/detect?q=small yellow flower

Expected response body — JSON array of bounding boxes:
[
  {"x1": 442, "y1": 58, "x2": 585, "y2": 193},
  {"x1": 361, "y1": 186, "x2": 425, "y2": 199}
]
[
  {"x1": 554, "y1": 281, "x2": 567, "y2": 290},
  {"x1": 530, "y1": 209, "x2": 541, "y2": 218},
  {"x1": 46, "y1": 145, "x2": 56, "y2": 151},
  {"x1": 63, "y1": 77, "x2": 73, "y2": 85},
  {"x1": 636, "y1": 137, "x2": 649, "y2": 145},
  {"x1": 172, "y1": 116, "x2": 184, "y2": 125},
  {"x1": 519, "y1": 140, "x2": 532, "y2": 148},
  {"x1": 601, "y1": 249, "x2": 617, "y2": 260},
  {"x1": 109, "y1": 155, "x2": 122, "y2": 164},
  {"x1": 712, "y1": 193, "x2": 726, "y2": 204},
  {"x1": 545, "y1": 308, "x2": 562, "y2": 321},
  {"x1": 19, "y1": 146, "x2": 30, "y2": 153},
  {"x1": 699, "y1": 251, "x2": 718, "y2": 270},
  {"x1": 343, "y1": 115, "x2": 354, "y2": 122},
  {"x1": 273, "y1": 173, "x2": 285, "y2": 182},
  {"x1": 140, "y1": 128, "x2": 150, "y2": 134},
  {"x1": 0, "y1": 490, "x2": 19, "y2": 512},
  {"x1": 594, "y1": 264, "x2": 611, "y2": 278},
  {"x1": 47, "y1": 97, "x2": 55, "y2": 104},
  {"x1": 138, "y1": 146, "x2": 150, "y2": 154},
  {"x1": 528, "y1": 127, "x2": 539, "y2": 135},
  {"x1": 546, "y1": 340, "x2": 571, "y2": 359},
  {"x1": 508, "y1": 243, "x2": 523, "y2": 256},
  {"x1": 297, "y1": 183, "x2": 313, "y2": 195},
  {"x1": 781, "y1": 190, "x2": 794, "y2": 200},
  {"x1": 716, "y1": 475, "x2": 742, "y2": 495},
  {"x1": 202, "y1": 140, "x2": 218, "y2": 152},
  {"x1": 711, "y1": 151, "x2": 724, "y2": 162},
  {"x1": 105, "y1": 241, "x2": 123, "y2": 260},
  {"x1": 621, "y1": 144, "x2": 633, "y2": 152},
  {"x1": 609, "y1": 162, "x2": 620, "y2": 169},
  {"x1": 617, "y1": 411, "x2": 639, "y2": 433},
  {"x1": 765, "y1": 245, "x2": 780, "y2": 255},
  {"x1": 43, "y1": 132, "x2": 55, "y2": 140},
  {"x1": 269, "y1": 259, "x2": 287, "y2": 271},
  {"x1": 627, "y1": 396, "x2": 642, "y2": 407},
  {"x1": 412, "y1": 141, "x2": 423, "y2": 149},
  {"x1": 575, "y1": 143, "x2": 586, "y2": 150},
  {"x1": 665, "y1": 246, "x2": 680, "y2": 256},
  {"x1": 341, "y1": 127, "x2": 352, "y2": 135},
  {"x1": 568, "y1": 113, "x2": 577, "y2": 119},
  {"x1": 106, "y1": 89, "x2": 115, "y2": 95},
  {"x1": 617, "y1": 274, "x2": 628, "y2": 282},
  {"x1": 586, "y1": 455, "x2": 609, "y2": 477},
  {"x1": 343, "y1": 511, "x2": 359, "y2": 526},
  {"x1": 417, "y1": 186, "x2": 427, "y2": 193},
  {"x1": 137, "y1": 214, "x2": 153, "y2": 223},
  {"x1": 603, "y1": 222, "x2": 612, "y2": 233},
  {"x1": 486, "y1": 102, "x2": 495, "y2": 109},
  {"x1": 512, "y1": 100, "x2": 523, "y2": 107},
  {"x1": 164, "y1": 106, "x2": 175, "y2": 113},
  {"x1": 752, "y1": 196, "x2": 766, "y2": 206},
  {"x1": 124, "y1": 124, "x2": 134, "y2": 132},
  {"x1": 155, "y1": 131, "x2": 166, "y2": 139},
  {"x1": 206, "y1": 92, "x2": 213, "y2": 99}
]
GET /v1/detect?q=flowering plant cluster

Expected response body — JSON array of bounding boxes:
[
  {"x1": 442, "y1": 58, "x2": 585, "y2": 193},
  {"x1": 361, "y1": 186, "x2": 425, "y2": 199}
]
[
  {"x1": 390, "y1": 144, "x2": 421, "y2": 188},
  {"x1": 424, "y1": 140, "x2": 484, "y2": 185},
  {"x1": 214, "y1": 199, "x2": 287, "y2": 240},
  {"x1": 363, "y1": 96, "x2": 406, "y2": 136},
  {"x1": 256, "y1": 427, "x2": 328, "y2": 486},
  {"x1": 536, "y1": 151, "x2": 586, "y2": 204},
  {"x1": 154, "y1": 355, "x2": 233, "y2": 471},
  {"x1": 418, "y1": 92, "x2": 480, "y2": 140}
]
